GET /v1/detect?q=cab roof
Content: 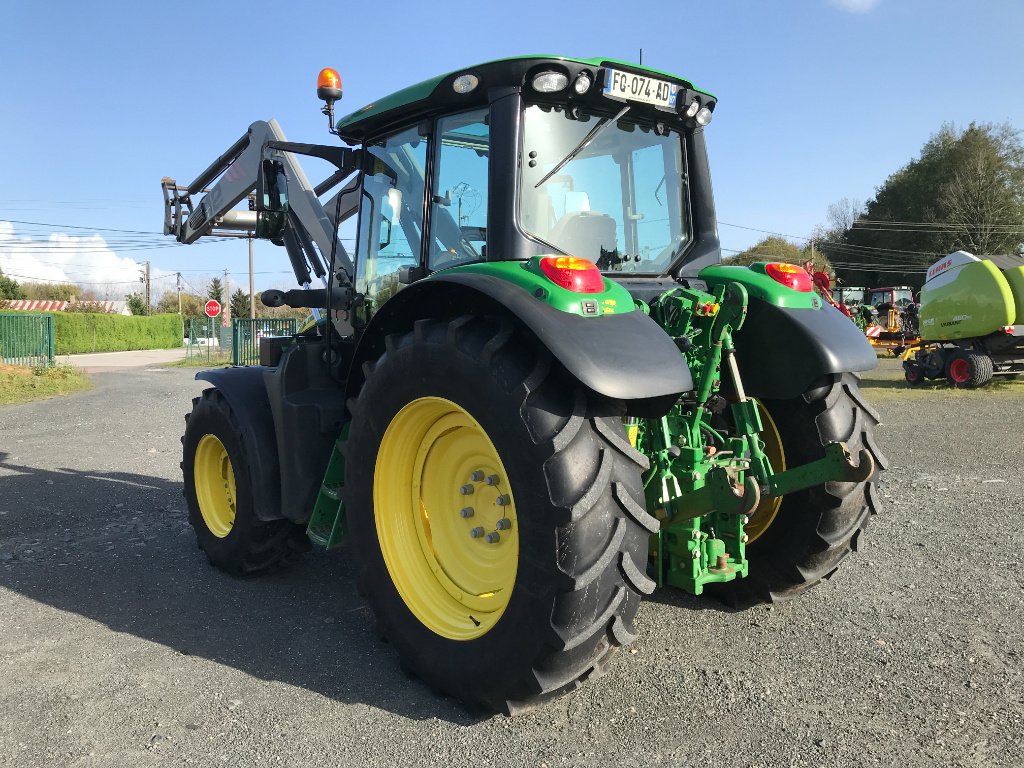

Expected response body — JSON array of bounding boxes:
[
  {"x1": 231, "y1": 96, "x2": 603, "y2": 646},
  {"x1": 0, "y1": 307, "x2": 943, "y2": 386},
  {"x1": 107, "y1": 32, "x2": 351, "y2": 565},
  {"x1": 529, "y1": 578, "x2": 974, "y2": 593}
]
[{"x1": 335, "y1": 55, "x2": 714, "y2": 143}]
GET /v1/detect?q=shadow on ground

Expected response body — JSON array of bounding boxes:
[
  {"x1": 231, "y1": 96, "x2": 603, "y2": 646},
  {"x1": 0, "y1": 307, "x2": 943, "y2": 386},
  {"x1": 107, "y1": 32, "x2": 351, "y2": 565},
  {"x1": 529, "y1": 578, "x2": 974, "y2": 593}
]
[{"x1": 0, "y1": 452, "x2": 479, "y2": 724}]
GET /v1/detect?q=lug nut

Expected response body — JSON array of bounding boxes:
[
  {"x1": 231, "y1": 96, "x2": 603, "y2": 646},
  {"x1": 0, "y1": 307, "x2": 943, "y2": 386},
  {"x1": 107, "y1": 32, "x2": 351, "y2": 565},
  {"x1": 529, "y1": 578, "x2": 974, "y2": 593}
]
[
  {"x1": 742, "y1": 515, "x2": 750, "y2": 525},
  {"x1": 470, "y1": 470, "x2": 484, "y2": 482},
  {"x1": 496, "y1": 494, "x2": 510, "y2": 506},
  {"x1": 741, "y1": 534, "x2": 749, "y2": 544},
  {"x1": 485, "y1": 474, "x2": 500, "y2": 486},
  {"x1": 470, "y1": 527, "x2": 485, "y2": 538},
  {"x1": 496, "y1": 518, "x2": 512, "y2": 530},
  {"x1": 691, "y1": 548, "x2": 700, "y2": 559},
  {"x1": 460, "y1": 507, "x2": 474, "y2": 518},
  {"x1": 485, "y1": 532, "x2": 501, "y2": 544},
  {"x1": 691, "y1": 530, "x2": 701, "y2": 540},
  {"x1": 460, "y1": 484, "x2": 474, "y2": 495}
]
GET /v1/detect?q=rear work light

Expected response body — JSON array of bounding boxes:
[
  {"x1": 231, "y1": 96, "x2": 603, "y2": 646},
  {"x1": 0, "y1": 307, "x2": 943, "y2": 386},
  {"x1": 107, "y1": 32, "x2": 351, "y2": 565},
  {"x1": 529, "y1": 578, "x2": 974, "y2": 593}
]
[
  {"x1": 539, "y1": 256, "x2": 605, "y2": 293},
  {"x1": 764, "y1": 262, "x2": 813, "y2": 292}
]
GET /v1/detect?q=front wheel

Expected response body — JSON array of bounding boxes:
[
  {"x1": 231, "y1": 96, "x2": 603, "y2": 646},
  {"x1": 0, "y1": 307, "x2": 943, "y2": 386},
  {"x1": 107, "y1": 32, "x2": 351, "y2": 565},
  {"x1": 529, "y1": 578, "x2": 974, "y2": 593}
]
[
  {"x1": 345, "y1": 316, "x2": 654, "y2": 714},
  {"x1": 182, "y1": 388, "x2": 308, "y2": 575}
]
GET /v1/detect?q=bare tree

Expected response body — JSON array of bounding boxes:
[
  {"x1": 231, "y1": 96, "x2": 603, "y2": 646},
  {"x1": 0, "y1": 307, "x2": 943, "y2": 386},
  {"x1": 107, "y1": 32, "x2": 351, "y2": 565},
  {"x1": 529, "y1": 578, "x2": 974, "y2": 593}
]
[
  {"x1": 939, "y1": 150, "x2": 1020, "y2": 254},
  {"x1": 824, "y1": 197, "x2": 863, "y2": 240}
]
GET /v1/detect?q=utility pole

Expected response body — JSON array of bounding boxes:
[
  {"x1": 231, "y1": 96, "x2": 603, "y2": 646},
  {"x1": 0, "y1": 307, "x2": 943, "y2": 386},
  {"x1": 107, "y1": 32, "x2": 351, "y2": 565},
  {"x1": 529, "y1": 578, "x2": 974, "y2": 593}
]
[
  {"x1": 223, "y1": 268, "x2": 231, "y2": 327},
  {"x1": 145, "y1": 260, "x2": 151, "y2": 315},
  {"x1": 176, "y1": 272, "x2": 182, "y2": 315},
  {"x1": 810, "y1": 240, "x2": 817, "y2": 267},
  {"x1": 248, "y1": 237, "x2": 256, "y2": 319}
]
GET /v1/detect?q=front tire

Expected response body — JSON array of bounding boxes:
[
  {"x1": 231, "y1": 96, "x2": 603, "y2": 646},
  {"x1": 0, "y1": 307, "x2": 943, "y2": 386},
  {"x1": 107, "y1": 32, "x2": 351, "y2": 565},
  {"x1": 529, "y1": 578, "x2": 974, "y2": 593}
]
[
  {"x1": 345, "y1": 317, "x2": 655, "y2": 713},
  {"x1": 182, "y1": 388, "x2": 309, "y2": 575}
]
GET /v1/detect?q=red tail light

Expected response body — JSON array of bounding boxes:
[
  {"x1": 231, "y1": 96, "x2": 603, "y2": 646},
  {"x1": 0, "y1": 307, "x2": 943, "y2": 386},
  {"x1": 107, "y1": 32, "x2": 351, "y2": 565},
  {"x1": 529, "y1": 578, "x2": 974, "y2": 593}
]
[
  {"x1": 764, "y1": 262, "x2": 812, "y2": 292},
  {"x1": 539, "y1": 256, "x2": 604, "y2": 293}
]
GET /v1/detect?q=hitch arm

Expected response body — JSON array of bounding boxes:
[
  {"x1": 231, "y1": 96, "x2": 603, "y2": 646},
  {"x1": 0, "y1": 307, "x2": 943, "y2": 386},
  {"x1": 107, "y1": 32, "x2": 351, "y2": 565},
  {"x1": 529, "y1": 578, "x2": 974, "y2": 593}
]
[{"x1": 766, "y1": 442, "x2": 875, "y2": 498}]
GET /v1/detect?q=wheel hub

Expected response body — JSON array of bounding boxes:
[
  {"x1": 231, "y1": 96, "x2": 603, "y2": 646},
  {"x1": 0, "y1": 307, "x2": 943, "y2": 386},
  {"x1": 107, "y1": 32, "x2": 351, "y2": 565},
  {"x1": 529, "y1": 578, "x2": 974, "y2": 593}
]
[
  {"x1": 374, "y1": 397, "x2": 519, "y2": 640},
  {"x1": 193, "y1": 433, "x2": 236, "y2": 538}
]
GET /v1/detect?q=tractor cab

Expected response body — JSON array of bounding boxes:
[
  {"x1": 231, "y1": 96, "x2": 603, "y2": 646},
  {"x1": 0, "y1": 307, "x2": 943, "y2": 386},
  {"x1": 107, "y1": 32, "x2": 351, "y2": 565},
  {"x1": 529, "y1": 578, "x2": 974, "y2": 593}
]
[
  {"x1": 867, "y1": 286, "x2": 915, "y2": 311},
  {"x1": 323, "y1": 57, "x2": 721, "y2": 323}
]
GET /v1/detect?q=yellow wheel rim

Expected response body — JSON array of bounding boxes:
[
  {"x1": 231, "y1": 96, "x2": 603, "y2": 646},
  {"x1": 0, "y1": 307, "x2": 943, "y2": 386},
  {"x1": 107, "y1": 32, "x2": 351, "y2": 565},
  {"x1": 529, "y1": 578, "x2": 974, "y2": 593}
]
[
  {"x1": 194, "y1": 434, "x2": 237, "y2": 538},
  {"x1": 746, "y1": 400, "x2": 786, "y2": 543},
  {"x1": 374, "y1": 396, "x2": 519, "y2": 641}
]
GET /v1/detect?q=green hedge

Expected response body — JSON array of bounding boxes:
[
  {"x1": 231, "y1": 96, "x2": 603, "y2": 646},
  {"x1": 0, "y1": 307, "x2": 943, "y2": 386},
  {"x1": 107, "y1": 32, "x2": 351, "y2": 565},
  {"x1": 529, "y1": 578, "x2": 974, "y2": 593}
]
[{"x1": 52, "y1": 313, "x2": 183, "y2": 354}]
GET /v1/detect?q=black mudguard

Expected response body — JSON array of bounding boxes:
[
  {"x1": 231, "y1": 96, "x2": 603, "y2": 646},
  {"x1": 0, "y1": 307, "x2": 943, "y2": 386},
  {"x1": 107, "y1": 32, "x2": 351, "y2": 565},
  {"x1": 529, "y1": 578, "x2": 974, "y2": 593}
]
[
  {"x1": 735, "y1": 300, "x2": 877, "y2": 400},
  {"x1": 347, "y1": 272, "x2": 693, "y2": 409},
  {"x1": 194, "y1": 367, "x2": 282, "y2": 522}
]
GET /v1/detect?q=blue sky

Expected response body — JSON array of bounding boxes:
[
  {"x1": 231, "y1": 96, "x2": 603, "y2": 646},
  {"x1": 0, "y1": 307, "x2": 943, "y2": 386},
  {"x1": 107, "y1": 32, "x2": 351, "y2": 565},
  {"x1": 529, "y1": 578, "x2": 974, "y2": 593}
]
[{"x1": 1, "y1": 0, "x2": 1021, "y2": 299}]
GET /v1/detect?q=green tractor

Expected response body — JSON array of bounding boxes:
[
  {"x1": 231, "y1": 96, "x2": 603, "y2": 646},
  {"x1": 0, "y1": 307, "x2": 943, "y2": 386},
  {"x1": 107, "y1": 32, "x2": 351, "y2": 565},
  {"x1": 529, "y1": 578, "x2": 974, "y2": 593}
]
[{"x1": 161, "y1": 56, "x2": 885, "y2": 714}]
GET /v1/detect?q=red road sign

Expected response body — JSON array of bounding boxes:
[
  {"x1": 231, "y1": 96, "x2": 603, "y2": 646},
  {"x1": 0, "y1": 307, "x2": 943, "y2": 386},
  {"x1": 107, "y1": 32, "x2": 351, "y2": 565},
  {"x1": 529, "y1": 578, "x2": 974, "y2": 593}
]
[{"x1": 205, "y1": 299, "x2": 222, "y2": 318}]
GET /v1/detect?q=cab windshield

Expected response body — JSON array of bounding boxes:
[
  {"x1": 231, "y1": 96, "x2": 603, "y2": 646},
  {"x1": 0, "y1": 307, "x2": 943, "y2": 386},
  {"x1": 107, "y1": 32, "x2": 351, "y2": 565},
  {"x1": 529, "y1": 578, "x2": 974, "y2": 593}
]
[{"x1": 519, "y1": 104, "x2": 690, "y2": 273}]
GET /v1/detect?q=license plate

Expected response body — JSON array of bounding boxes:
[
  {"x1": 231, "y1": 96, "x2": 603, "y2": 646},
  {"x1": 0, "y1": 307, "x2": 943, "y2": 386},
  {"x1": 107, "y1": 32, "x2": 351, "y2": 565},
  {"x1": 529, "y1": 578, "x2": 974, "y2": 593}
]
[{"x1": 603, "y1": 68, "x2": 679, "y2": 109}]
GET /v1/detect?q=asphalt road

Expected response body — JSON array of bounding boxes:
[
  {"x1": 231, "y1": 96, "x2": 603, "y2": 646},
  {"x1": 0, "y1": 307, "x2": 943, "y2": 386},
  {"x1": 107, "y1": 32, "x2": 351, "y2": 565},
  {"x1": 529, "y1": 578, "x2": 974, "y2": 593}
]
[{"x1": 1, "y1": 360, "x2": 1021, "y2": 767}]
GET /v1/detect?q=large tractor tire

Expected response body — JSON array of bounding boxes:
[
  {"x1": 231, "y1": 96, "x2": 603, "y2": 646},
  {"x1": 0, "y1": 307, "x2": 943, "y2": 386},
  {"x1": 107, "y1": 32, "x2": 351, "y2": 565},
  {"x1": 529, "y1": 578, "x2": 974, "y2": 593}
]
[
  {"x1": 344, "y1": 316, "x2": 655, "y2": 714},
  {"x1": 722, "y1": 373, "x2": 887, "y2": 604},
  {"x1": 945, "y1": 350, "x2": 993, "y2": 388},
  {"x1": 182, "y1": 388, "x2": 309, "y2": 575}
]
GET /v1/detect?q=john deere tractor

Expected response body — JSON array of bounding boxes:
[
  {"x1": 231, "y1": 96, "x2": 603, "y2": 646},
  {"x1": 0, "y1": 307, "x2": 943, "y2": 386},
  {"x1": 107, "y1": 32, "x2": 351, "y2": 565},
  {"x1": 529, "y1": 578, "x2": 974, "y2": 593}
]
[{"x1": 161, "y1": 56, "x2": 884, "y2": 714}]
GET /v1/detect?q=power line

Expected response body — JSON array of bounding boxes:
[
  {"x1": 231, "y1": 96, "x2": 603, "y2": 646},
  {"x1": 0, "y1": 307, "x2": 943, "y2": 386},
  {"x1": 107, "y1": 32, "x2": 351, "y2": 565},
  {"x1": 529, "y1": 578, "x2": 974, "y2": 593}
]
[{"x1": 0, "y1": 272, "x2": 148, "y2": 285}]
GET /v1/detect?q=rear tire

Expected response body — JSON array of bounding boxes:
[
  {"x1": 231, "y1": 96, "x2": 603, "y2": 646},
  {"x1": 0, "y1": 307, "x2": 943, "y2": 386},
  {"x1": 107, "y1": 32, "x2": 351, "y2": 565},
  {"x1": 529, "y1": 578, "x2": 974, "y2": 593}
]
[
  {"x1": 345, "y1": 316, "x2": 654, "y2": 714},
  {"x1": 721, "y1": 373, "x2": 887, "y2": 604},
  {"x1": 182, "y1": 388, "x2": 309, "y2": 575},
  {"x1": 945, "y1": 350, "x2": 993, "y2": 388}
]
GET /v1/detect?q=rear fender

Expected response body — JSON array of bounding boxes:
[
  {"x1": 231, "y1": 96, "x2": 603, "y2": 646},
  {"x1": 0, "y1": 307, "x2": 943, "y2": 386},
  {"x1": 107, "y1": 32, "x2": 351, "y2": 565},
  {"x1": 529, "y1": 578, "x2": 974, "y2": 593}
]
[
  {"x1": 345, "y1": 272, "x2": 693, "y2": 415},
  {"x1": 732, "y1": 300, "x2": 878, "y2": 400}
]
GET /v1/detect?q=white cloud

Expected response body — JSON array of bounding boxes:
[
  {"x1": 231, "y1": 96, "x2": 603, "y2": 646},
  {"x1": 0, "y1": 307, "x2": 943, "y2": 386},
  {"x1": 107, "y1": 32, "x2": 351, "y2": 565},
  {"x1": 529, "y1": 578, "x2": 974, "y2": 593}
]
[
  {"x1": 0, "y1": 221, "x2": 151, "y2": 299},
  {"x1": 831, "y1": 0, "x2": 881, "y2": 12}
]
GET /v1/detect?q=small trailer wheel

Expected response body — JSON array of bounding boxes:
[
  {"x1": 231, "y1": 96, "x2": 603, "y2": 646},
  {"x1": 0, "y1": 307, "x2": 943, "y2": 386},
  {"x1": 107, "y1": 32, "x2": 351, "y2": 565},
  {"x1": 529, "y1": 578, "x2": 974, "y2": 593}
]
[{"x1": 945, "y1": 351, "x2": 994, "y2": 389}]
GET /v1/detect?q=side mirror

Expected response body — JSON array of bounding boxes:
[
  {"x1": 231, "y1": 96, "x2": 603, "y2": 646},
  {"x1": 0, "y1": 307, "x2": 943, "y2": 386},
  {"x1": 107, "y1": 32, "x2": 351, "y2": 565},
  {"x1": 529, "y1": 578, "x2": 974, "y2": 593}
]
[{"x1": 255, "y1": 159, "x2": 289, "y2": 239}]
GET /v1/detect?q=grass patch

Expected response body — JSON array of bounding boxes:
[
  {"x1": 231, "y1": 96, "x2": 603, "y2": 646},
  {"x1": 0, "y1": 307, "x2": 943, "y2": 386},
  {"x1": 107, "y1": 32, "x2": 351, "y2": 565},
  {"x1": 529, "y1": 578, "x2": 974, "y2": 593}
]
[
  {"x1": 0, "y1": 364, "x2": 92, "y2": 405},
  {"x1": 164, "y1": 354, "x2": 232, "y2": 369}
]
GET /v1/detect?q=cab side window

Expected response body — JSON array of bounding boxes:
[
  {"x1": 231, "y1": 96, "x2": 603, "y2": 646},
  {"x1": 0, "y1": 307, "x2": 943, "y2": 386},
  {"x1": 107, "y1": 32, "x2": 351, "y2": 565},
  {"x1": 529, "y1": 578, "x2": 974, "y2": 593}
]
[
  {"x1": 355, "y1": 126, "x2": 429, "y2": 308},
  {"x1": 429, "y1": 109, "x2": 489, "y2": 270}
]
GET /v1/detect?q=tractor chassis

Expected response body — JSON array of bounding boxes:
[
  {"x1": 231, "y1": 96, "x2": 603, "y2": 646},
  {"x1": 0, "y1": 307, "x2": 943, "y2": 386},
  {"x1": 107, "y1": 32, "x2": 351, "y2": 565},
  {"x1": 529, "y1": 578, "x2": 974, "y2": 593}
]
[{"x1": 306, "y1": 280, "x2": 874, "y2": 596}]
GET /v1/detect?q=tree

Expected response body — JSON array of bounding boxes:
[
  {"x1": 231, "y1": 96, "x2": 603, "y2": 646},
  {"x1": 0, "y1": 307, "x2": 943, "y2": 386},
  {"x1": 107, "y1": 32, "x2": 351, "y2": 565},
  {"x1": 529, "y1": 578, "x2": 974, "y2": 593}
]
[
  {"x1": 230, "y1": 288, "x2": 251, "y2": 319},
  {"x1": 0, "y1": 269, "x2": 25, "y2": 300},
  {"x1": 155, "y1": 291, "x2": 204, "y2": 317},
  {"x1": 207, "y1": 277, "x2": 224, "y2": 303},
  {"x1": 126, "y1": 292, "x2": 147, "y2": 316},
  {"x1": 824, "y1": 122, "x2": 1024, "y2": 288},
  {"x1": 727, "y1": 235, "x2": 806, "y2": 266},
  {"x1": 20, "y1": 282, "x2": 80, "y2": 301}
]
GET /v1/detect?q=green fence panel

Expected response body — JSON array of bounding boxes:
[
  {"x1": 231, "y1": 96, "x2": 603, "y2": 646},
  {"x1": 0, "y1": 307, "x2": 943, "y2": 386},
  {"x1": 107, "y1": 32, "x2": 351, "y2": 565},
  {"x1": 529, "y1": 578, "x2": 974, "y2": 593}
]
[
  {"x1": 0, "y1": 312, "x2": 54, "y2": 367},
  {"x1": 185, "y1": 317, "x2": 224, "y2": 364},
  {"x1": 231, "y1": 318, "x2": 298, "y2": 366}
]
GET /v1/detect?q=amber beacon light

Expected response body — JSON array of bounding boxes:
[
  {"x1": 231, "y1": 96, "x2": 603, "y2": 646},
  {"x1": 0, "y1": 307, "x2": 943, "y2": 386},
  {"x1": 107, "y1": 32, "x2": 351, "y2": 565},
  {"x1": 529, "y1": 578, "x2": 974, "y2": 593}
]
[
  {"x1": 317, "y1": 68, "x2": 343, "y2": 135},
  {"x1": 317, "y1": 68, "x2": 343, "y2": 104}
]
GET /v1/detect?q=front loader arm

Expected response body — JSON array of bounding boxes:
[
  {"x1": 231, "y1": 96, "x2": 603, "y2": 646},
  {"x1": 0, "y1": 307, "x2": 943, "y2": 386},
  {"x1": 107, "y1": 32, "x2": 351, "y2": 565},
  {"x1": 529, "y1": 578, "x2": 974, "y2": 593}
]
[{"x1": 161, "y1": 120, "x2": 358, "y2": 286}]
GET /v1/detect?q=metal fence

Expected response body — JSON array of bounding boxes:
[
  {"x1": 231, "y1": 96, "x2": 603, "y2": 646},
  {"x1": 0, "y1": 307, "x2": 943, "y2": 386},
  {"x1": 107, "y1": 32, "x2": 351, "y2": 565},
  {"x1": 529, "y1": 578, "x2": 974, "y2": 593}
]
[
  {"x1": 0, "y1": 312, "x2": 54, "y2": 367},
  {"x1": 231, "y1": 318, "x2": 298, "y2": 366},
  {"x1": 185, "y1": 317, "x2": 227, "y2": 364}
]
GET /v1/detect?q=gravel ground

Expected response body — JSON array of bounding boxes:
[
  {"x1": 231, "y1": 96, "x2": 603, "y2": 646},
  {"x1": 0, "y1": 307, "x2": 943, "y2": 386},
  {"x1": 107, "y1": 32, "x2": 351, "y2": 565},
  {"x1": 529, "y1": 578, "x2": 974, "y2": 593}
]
[{"x1": 0, "y1": 360, "x2": 1021, "y2": 767}]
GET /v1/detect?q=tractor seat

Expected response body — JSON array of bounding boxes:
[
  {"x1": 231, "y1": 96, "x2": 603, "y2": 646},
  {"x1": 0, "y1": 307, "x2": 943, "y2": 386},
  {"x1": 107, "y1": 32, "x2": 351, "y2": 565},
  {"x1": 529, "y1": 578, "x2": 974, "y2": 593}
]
[{"x1": 548, "y1": 211, "x2": 617, "y2": 263}]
